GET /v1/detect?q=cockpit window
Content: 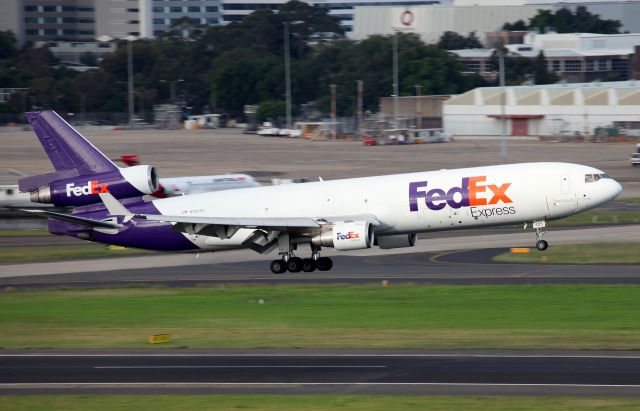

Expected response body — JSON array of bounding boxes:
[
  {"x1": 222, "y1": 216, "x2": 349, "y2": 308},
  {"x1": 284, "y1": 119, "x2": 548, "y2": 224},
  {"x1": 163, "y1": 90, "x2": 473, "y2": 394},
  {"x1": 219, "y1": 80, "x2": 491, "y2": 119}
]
[{"x1": 585, "y1": 173, "x2": 611, "y2": 183}]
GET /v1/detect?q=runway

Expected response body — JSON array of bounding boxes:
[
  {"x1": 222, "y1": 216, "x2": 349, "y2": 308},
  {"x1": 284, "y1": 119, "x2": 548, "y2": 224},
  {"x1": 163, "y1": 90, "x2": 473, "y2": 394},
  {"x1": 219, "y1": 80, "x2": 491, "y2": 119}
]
[
  {"x1": 1, "y1": 350, "x2": 639, "y2": 396},
  {"x1": 1, "y1": 225, "x2": 638, "y2": 288}
]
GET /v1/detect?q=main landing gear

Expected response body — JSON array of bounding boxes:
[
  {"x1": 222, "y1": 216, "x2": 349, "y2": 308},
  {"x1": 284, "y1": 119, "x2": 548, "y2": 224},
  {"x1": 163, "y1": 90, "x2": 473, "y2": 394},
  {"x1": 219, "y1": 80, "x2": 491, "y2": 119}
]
[
  {"x1": 269, "y1": 236, "x2": 333, "y2": 274},
  {"x1": 269, "y1": 255, "x2": 333, "y2": 274},
  {"x1": 533, "y1": 220, "x2": 549, "y2": 251}
]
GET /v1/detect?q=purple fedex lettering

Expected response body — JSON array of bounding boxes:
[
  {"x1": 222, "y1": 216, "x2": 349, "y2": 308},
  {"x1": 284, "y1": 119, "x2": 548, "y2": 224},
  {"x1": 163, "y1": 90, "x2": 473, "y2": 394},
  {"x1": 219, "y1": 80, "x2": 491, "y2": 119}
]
[
  {"x1": 409, "y1": 181, "x2": 428, "y2": 211},
  {"x1": 409, "y1": 177, "x2": 472, "y2": 212}
]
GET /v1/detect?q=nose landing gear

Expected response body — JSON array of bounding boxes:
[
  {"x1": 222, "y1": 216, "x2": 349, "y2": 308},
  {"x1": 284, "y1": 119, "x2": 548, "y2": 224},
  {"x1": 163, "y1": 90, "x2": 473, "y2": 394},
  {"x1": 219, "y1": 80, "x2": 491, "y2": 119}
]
[{"x1": 533, "y1": 220, "x2": 549, "y2": 251}]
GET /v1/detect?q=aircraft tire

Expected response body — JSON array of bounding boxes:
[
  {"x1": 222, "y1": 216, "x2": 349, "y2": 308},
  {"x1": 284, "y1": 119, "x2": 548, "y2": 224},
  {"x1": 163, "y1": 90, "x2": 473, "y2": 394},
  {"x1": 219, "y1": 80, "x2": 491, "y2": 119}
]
[
  {"x1": 270, "y1": 259, "x2": 287, "y2": 274},
  {"x1": 316, "y1": 257, "x2": 333, "y2": 271},
  {"x1": 536, "y1": 240, "x2": 549, "y2": 251},
  {"x1": 302, "y1": 258, "x2": 317, "y2": 272},
  {"x1": 287, "y1": 257, "x2": 303, "y2": 273}
]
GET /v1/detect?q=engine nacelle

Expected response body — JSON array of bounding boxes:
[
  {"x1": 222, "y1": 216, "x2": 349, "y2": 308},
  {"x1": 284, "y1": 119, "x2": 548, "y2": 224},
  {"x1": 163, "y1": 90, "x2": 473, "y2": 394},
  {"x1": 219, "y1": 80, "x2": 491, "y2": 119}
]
[
  {"x1": 311, "y1": 221, "x2": 375, "y2": 251},
  {"x1": 376, "y1": 233, "x2": 417, "y2": 249},
  {"x1": 30, "y1": 165, "x2": 159, "y2": 207}
]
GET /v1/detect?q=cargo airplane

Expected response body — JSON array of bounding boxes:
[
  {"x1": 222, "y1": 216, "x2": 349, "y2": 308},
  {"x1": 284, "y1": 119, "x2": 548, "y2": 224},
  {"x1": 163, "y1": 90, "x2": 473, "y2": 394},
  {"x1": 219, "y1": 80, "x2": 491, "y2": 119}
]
[{"x1": 21, "y1": 111, "x2": 622, "y2": 273}]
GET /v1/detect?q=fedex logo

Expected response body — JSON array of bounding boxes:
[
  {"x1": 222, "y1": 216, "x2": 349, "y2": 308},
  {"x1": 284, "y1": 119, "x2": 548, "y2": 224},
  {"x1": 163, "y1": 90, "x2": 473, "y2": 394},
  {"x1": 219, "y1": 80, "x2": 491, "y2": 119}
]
[
  {"x1": 409, "y1": 176, "x2": 512, "y2": 212},
  {"x1": 336, "y1": 231, "x2": 360, "y2": 241},
  {"x1": 66, "y1": 180, "x2": 110, "y2": 197}
]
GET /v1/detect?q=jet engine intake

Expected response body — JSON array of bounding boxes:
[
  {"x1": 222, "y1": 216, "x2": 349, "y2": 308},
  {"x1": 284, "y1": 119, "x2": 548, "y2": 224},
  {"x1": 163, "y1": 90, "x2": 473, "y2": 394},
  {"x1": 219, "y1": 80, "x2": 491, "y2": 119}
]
[{"x1": 311, "y1": 221, "x2": 374, "y2": 251}]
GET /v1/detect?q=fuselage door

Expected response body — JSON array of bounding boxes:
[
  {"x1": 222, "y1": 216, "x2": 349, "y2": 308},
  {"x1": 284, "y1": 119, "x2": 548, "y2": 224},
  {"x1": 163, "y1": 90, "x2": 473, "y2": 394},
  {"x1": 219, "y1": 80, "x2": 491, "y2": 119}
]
[{"x1": 561, "y1": 174, "x2": 570, "y2": 195}]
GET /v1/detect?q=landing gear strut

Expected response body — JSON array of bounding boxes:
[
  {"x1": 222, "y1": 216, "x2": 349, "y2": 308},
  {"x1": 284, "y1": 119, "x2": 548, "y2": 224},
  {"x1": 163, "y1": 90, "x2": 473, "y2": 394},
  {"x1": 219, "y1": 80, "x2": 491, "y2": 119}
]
[{"x1": 533, "y1": 220, "x2": 549, "y2": 251}]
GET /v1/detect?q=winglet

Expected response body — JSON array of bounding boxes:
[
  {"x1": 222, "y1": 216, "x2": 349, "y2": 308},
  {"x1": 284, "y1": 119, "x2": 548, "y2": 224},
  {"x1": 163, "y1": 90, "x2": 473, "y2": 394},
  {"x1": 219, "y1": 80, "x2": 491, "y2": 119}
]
[{"x1": 99, "y1": 193, "x2": 134, "y2": 223}]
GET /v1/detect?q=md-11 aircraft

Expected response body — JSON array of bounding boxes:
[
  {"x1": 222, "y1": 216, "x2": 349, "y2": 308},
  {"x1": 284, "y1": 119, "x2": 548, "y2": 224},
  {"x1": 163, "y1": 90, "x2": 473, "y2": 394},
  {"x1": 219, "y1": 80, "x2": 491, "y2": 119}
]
[{"x1": 21, "y1": 110, "x2": 622, "y2": 273}]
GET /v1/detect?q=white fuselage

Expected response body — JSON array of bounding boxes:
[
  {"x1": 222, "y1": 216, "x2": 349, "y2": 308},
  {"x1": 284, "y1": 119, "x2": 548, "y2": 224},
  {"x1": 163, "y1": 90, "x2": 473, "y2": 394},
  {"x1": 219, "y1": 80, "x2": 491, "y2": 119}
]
[{"x1": 151, "y1": 162, "x2": 622, "y2": 251}]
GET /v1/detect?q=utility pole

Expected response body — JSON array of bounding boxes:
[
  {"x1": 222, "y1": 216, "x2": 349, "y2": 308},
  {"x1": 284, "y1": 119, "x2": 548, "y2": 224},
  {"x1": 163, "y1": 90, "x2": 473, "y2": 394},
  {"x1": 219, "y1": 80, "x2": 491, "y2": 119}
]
[
  {"x1": 392, "y1": 30, "x2": 399, "y2": 130},
  {"x1": 414, "y1": 84, "x2": 422, "y2": 129},
  {"x1": 127, "y1": 39, "x2": 135, "y2": 129},
  {"x1": 330, "y1": 84, "x2": 337, "y2": 138},
  {"x1": 356, "y1": 80, "x2": 363, "y2": 138},
  {"x1": 499, "y1": 43, "x2": 507, "y2": 162},
  {"x1": 284, "y1": 22, "x2": 292, "y2": 130}
]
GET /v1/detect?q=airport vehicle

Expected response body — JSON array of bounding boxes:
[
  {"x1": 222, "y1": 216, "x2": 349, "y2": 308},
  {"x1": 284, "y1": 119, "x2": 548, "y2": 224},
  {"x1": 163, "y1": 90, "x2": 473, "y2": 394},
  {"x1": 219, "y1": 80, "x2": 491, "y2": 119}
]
[
  {"x1": 631, "y1": 153, "x2": 640, "y2": 166},
  {"x1": 21, "y1": 111, "x2": 622, "y2": 273}
]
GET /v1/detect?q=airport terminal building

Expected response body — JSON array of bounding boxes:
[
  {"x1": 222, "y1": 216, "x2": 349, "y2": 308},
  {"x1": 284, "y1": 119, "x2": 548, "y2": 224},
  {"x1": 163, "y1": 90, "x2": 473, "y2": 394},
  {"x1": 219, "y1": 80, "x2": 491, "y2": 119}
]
[{"x1": 443, "y1": 80, "x2": 640, "y2": 137}]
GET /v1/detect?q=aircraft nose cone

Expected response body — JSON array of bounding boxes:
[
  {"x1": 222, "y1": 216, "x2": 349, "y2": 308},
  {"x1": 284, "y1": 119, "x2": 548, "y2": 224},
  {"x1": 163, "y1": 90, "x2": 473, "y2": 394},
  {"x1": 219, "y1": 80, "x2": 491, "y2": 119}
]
[{"x1": 611, "y1": 179, "x2": 623, "y2": 199}]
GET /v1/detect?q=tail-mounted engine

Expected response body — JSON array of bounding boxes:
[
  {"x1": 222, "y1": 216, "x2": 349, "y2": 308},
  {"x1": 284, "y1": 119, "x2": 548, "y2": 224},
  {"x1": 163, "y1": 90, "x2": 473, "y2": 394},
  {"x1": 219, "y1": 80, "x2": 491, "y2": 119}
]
[
  {"x1": 28, "y1": 165, "x2": 159, "y2": 207},
  {"x1": 311, "y1": 221, "x2": 375, "y2": 251}
]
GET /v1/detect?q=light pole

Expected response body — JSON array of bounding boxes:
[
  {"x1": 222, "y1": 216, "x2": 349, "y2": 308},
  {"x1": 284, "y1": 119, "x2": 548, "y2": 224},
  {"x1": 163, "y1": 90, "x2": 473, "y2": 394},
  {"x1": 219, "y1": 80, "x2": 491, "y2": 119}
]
[
  {"x1": 414, "y1": 84, "x2": 422, "y2": 129},
  {"x1": 283, "y1": 21, "x2": 303, "y2": 130},
  {"x1": 97, "y1": 34, "x2": 137, "y2": 128},
  {"x1": 498, "y1": 44, "x2": 507, "y2": 162},
  {"x1": 392, "y1": 30, "x2": 400, "y2": 130},
  {"x1": 356, "y1": 80, "x2": 363, "y2": 138},
  {"x1": 330, "y1": 84, "x2": 337, "y2": 138}
]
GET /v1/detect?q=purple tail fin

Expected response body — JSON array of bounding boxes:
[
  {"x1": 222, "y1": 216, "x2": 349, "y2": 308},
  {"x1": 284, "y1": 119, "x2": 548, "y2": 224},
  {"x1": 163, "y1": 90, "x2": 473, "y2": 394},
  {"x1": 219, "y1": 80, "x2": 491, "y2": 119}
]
[{"x1": 19, "y1": 110, "x2": 117, "y2": 192}]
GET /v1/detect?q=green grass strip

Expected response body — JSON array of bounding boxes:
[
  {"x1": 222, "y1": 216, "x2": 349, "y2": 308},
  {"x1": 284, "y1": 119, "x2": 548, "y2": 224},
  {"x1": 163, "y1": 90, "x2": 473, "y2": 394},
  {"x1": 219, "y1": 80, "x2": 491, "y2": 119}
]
[
  {"x1": 553, "y1": 211, "x2": 640, "y2": 226},
  {"x1": 0, "y1": 229, "x2": 49, "y2": 237},
  {"x1": 0, "y1": 244, "x2": 151, "y2": 263},
  {"x1": 493, "y1": 243, "x2": 640, "y2": 264},
  {"x1": 2, "y1": 285, "x2": 640, "y2": 350},
  {"x1": 3, "y1": 395, "x2": 640, "y2": 411}
]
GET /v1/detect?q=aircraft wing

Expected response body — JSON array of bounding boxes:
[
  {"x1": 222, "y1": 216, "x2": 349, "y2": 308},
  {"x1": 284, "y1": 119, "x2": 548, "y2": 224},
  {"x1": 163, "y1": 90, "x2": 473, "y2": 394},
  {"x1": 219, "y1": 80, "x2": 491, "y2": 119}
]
[
  {"x1": 20, "y1": 209, "x2": 121, "y2": 229},
  {"x1": 137, "y1": 214, "x2": 320, "y2": 229}
]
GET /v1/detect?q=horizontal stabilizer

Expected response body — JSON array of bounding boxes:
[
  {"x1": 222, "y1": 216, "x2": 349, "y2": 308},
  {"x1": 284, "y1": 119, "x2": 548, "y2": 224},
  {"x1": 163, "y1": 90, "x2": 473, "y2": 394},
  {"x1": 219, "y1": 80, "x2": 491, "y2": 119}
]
[{"x1": 20, "y1": 209, "x2": 121, "y2": 229}]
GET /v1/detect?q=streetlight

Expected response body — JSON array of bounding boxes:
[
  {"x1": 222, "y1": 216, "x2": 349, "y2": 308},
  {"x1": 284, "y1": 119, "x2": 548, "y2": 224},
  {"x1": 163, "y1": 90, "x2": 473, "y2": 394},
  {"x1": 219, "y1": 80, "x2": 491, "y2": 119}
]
[
  {"x1": 283, "y1": 21, "x2": 303, "y2": 130},
  {"x1": 392, "y1": 30, "x2": 400, "y2": 130},
  {"x1": 97, "y1": 34, "x2": 137, "y2": 128},
  {"x1": 498, "y1": 39, "x2": 507, "y2": 162}
]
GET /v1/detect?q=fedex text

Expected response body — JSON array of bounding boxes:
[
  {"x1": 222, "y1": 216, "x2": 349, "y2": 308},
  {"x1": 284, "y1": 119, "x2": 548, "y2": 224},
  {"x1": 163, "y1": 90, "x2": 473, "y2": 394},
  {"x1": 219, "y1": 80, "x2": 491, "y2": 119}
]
[
  {"x1": 409, "y1": 176, "x2": 512, "y2": 212},
  {"x1": 66, "y1": 180, "x2": 110, "y2": 197}
]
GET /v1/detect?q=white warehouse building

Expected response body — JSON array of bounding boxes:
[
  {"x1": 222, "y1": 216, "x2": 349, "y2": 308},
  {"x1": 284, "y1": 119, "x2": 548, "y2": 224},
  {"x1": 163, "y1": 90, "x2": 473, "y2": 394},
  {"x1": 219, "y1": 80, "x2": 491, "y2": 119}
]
[{"x1": 443, "y1": 81, "x2": 640, "y2": 137}]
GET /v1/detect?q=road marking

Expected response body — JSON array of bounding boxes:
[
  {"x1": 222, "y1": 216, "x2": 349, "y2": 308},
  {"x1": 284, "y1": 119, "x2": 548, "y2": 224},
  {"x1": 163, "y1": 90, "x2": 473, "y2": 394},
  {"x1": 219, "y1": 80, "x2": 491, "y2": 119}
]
[{"x1": 93, "y1": 365, "x2": 387, "y2": 369}]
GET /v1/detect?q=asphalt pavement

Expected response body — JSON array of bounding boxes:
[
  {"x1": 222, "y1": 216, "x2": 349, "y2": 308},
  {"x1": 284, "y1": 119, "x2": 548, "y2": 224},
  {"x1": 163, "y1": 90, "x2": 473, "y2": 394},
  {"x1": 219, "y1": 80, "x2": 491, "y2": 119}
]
[{"x1": 1, "y1": 350, "x2": 639, "y2": 396}]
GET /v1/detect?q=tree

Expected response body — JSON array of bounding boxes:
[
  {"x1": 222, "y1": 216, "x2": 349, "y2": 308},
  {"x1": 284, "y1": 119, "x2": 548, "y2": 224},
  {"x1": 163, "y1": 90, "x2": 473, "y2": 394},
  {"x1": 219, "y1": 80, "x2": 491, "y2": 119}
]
[
  {"x1": 533, "y1": 51, "x2": 558, "y2": 85},
  {"x1": 256, "y1": 100, "x2": 286, "y2": 122},
  {"x1": 505, "y1": 6, "x2": 621, "y2": 34},
  {"x1": 0, "y1": 31, "x2": 18, "y2": 59},
  {"x1": 502, "y1": 20, "x2": 528, "y2": 31},
  {"x1": 437, "y1": 31, "x2": 483, "y2": 50}
]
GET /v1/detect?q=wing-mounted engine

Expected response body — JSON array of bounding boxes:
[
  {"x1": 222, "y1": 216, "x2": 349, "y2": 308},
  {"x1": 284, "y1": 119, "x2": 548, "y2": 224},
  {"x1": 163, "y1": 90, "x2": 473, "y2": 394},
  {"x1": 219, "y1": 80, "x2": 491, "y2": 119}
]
[
  {"x1": 376, "y1": 233, "x2": 417, "y2": 249},
  {"x1": 27, "y1": 165, "x2": 159, "y2": 207},
  {"x1": 311, "y1": 221, "x2": 375, "y2": 251}
]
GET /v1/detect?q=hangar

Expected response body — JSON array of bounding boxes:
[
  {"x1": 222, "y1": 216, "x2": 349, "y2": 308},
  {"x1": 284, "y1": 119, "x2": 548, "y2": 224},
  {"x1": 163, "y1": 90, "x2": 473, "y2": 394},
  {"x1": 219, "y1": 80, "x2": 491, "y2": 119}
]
[{"x1": 443, "y1": 80, "x2": 640, "y2": 137}]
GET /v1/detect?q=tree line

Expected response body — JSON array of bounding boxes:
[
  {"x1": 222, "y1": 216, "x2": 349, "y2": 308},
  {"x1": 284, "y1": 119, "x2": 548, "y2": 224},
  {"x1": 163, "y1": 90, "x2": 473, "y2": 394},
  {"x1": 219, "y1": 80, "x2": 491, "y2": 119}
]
[{"x1": 0, "y1": 2, "x2": 621, "y2": 122}]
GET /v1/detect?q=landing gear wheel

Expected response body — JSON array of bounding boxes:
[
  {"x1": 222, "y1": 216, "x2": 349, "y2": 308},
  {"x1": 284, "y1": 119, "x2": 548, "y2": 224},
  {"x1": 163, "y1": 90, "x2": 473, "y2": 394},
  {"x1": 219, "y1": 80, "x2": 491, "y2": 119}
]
[
  {"x1": 270, "y1": 259, "x2": 287, "y2": 274},
  {"x1": 302, "y1": 259, "x2": 316, "y2": 272},
  {"x1": 536, "y1": 240, "x2": 549, "y2": 251},
  {"x1": 316, "y1": 256, "x2": 333, "y2": 271},
  {"x1": 287, "y1": 257, "x2": 303, "y2": 273}
]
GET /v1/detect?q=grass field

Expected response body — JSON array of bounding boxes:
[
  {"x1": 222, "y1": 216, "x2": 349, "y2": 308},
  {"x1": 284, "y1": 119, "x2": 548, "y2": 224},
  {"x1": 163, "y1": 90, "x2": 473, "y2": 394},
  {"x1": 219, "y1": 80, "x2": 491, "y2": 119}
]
[
  {"x1": 493, "y1": 243, "x2": 640, "y2": 264},
  {"x1": 3, "y1": 395, "x2": 640, "y2": 411},
  {"x1": 0, "y1": 228, "x2": 49, "y2": 237},
  {"x1": 553, "y1": 210, "x2": 640, "y2": 226},
  {"x1": 0, "y1": 244, "x2": 151, "y2": 263},
  {"x1": 1, "y1": 285, "x2": 640, "y2": 350}
]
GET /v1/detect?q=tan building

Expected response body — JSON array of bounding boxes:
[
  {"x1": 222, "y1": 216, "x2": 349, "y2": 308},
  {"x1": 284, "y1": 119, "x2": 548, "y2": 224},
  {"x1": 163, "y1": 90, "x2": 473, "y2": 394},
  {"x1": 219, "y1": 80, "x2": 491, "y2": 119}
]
[{"x1": 380, "y1": 95, "x2": 450, "y2": 128}]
